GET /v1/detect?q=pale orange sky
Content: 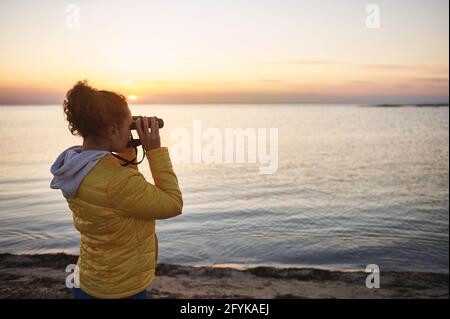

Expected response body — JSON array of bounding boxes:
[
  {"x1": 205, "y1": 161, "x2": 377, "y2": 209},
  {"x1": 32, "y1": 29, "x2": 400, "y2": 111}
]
[{"x1": 0, "y1": 0, "x2": 448, "y2": 104}]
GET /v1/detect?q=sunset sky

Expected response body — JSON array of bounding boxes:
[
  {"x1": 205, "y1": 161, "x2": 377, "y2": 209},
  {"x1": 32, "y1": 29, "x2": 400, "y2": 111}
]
[{"x1": 0, "y1": 0, "x2": 448, "y2": 104}]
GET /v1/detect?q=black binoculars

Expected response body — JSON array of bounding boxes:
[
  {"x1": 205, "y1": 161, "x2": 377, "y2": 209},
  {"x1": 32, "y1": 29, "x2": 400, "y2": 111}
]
[
  {"x1": 130, "y1": 116, "x2": 164, "y2": 130},
  {"x1": 127, "y1": 116, "x2": 164, "y2": 148}
]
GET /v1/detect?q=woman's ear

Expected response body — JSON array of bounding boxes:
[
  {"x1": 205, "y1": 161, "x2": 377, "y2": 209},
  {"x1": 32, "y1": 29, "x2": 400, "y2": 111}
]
[{"x1": 106, "y1": 124, "x2": 118, "y2": 139}]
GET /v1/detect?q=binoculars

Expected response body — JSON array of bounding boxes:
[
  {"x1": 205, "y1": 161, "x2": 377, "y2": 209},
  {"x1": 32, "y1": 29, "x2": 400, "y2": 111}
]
[
  {"x1": 127, "y1": 116, "x2": 164, "y2": 148},
  {"x1": 130, "y1": 116, "x2": 164, "y2": 130}
]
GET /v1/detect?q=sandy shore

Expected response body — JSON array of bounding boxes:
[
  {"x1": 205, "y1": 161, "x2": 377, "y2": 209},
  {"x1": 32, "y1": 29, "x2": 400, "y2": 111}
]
[{"x1": 0, "y1": 253, "x2": 447, "y2": 299}]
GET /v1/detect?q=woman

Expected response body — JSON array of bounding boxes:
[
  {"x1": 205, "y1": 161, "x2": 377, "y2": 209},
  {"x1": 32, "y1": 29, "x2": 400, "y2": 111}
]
[{"x1": 50, "y1": 81, "x2": 183, "y2": 299}]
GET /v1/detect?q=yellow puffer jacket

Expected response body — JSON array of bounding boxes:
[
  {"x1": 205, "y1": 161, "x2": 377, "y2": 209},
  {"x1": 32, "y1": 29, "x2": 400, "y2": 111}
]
[{"x1": 67, "y1": 147, "x2": 182, "y2": 298}]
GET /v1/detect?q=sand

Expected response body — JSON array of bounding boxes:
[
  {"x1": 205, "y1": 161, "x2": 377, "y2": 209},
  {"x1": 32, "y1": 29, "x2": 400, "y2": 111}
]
[{"x1": 0, "y1": 253, "x2": 447, "y2": 299}]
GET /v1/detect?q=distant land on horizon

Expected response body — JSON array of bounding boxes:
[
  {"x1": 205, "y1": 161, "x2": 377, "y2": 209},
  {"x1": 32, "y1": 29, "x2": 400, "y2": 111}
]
[{"x1": 371, "y1": 103, "x2": 449, "y2": 107}]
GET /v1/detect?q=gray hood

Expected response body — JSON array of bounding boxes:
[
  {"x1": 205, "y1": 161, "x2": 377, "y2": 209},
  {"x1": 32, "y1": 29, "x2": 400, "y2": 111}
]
[{"x1": 50, "y1": 146, "x2": 110, "y2": 198}]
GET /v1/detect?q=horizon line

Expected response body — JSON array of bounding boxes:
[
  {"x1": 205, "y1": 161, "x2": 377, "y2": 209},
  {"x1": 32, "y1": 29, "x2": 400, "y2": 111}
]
[{"x1": 0, "y1": 102, "x2": 448, "y2": 106}]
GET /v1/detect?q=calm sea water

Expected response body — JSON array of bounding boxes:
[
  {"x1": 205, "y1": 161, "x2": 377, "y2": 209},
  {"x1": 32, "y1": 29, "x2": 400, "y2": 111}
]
[{"x1": 0, "y1": 104, "x2": 448, "y2": 273}]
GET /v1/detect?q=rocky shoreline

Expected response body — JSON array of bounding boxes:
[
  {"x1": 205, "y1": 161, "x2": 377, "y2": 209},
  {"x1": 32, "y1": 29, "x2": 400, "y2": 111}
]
[{"x1": 0, "y1": 253, "x2": 448, "y2": 299}]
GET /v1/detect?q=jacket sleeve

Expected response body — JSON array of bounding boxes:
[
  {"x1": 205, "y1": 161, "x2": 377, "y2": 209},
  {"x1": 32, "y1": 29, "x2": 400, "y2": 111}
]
[{"x1": 107, "y1": 147, "x2": 183, "y2": 220}]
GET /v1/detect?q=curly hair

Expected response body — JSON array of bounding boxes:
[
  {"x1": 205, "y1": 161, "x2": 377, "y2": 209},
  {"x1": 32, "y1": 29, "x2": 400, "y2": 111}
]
[{"x1": 63, "y1": 80, "x2": 129, "y2": 138}]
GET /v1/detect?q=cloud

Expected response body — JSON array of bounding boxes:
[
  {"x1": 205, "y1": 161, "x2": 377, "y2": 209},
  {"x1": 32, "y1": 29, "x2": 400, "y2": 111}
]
[
  {"x1": 361, "y1": 64, "x2": 413, "y2": 70},
  {"x1": 142, "y1": 80, "x2": 238, "y2": 86},
  {"x1": 359, "y1": 64, "x2": 449, "y2": 76},
  {"x1": 193, "y1": 81, "x2": 237, "y2": 86},
  {"x1": 0, "y1": 86, "x2": 65, "y2": 104},
  {"x1": 270, "y1": 59, "x2": 449, "y2": 73},
  {"x1": 347, "y1": 81, "x2": 375, "y2": 85},
  {"x1": 288, "y1": 60, "x2": 342, "y2": 65},
  {"x1": 260, "y1": 79, "x2": 284, "y2": 83},
  {"x1": 411, "y1": 77, "x2": 449, "y2": 83},
  {"x1": 396, "y1": 84, "x2": 414, "y2": 89}
]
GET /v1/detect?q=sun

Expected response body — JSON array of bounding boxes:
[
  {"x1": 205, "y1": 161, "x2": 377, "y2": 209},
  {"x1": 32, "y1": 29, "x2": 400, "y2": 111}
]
[{"x1": 128, "y1": 95, "x2": 138, "y2": 101}]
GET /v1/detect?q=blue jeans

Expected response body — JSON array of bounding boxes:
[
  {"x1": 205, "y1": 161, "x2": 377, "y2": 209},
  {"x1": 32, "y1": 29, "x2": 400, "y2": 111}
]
[{"x1": 72, "y1": 287, "x2": 148, "y2": 299}]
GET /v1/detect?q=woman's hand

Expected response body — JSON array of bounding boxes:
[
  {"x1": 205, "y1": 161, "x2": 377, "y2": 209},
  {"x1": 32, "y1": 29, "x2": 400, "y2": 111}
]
[{"x1": 135, "y1": 116, "x2": 161, "y2": 151}]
